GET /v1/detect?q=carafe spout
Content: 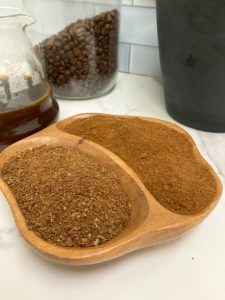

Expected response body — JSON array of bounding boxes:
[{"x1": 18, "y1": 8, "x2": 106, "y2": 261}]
[{"x1": 0, "y1": 7, "x2": 36, "y2": 29}]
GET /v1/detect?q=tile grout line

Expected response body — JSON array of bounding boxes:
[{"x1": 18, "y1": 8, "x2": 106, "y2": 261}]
[
  {"x1": 120, "y1": 41, "x2": 159, "y2": 49},
  {"x1": 122, "y1": 4, "x2": 156, "y2": 9},
  {"x1": 128, "y1": 43, "x2": 131, "y2": 73}
]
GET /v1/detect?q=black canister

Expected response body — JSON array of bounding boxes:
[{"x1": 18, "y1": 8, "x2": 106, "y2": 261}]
[{"x1": 157, "y1": 0, "x2": 225, "y2": 132}]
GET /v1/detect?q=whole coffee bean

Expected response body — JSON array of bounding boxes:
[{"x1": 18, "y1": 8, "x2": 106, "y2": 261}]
[
  {"x1": 63, "y1": 45, "x2": 70, "y2": 52},
  {"x1": 57, "y1": 74, "x2": 66, "y2": 84},
  {"x1": 65, "y1": 70, "x2": 70, "y2": 78},
  {"x1": 37, "y1": 9, "x2": 119, "y2": 98},
  {"x1": 69, "y1": 41, "x2": 74, "y2": 49}
]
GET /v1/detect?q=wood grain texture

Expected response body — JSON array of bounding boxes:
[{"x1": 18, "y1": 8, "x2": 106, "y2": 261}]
[{"x1": 0, "y1": 114, "x2": 222, "y2": 265}]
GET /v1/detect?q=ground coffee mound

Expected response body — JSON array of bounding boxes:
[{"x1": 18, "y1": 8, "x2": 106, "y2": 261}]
[
  {"x1": 61, "y1": 115, "x2": 217, "y2": 215},
  {"x1": 1, "y1": 145, "x2": 131, "y2": 248}
]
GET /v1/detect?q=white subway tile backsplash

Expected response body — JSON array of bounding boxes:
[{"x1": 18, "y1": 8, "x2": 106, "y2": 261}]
[
  {"x1": 0, "y1": 0, "x2": 22, "y2": 8},
  {"x1": 120, "y1": 6, "x2": 158, "y2": 47},
  {"x1": 2, "y1": 0, "x2": 160, "y2": 77},
  {"x1": 133, "y1": 0, "x2": 156, "y2": 7},
  {"x1": 129, "y1": 45, "x2": 161, "y2": 76},
  {"x1": 119, "y1": 43, "x2": 130, "y2": 73},
  {"x1": 121, "y1": 0, "x2": 133, "y2": 5}
]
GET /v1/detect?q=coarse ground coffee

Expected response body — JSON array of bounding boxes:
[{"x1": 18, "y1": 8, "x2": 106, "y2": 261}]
[
  {"x1": 36, "y1": 9, "x2": 119, "y2": 98},
  {"x1": 60, "y1": 115, "x2": 217, "y2": 215},
  {"x1": 1, "y1": 145, "x2": 131, "y2": 247}
]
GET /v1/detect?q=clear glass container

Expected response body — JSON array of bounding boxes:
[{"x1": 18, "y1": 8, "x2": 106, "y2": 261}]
[
  {"x1": 23, "y1": 0, "x2": 121, "y2": 100},
  {"x1": 0, "y1": 7, "x2": 59, "y2": 151}
]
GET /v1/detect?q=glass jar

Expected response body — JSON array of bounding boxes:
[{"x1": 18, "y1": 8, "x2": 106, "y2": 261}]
[{"x1": 23, "y1": 0, "x2": 120, "y2": 100}]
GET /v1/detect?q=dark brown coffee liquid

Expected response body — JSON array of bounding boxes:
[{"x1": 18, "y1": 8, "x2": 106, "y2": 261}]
[{"x1": 0, "y1": 81, "x2": 59, "y2": 151}]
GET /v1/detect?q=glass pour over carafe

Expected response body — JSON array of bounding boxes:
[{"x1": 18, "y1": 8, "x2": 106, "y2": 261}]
[{"x1": 0, "y1": 7, "x2": 59, "y2": 151}]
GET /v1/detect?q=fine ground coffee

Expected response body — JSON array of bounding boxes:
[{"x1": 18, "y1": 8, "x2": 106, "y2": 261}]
[
  {"x1": 61, "y1": 115, "x2": 217, "y2": 215},
  {"x1": 1, "y1": 145, "x2": 131, "y2": 247}
]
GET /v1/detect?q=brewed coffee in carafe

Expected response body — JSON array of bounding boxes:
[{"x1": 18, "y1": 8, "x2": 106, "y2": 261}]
[{"x1": 0, "y1": 8, "x2": 59, "y2": 151}]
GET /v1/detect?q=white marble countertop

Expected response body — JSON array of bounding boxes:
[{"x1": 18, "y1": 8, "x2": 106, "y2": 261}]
[{"x1": 0, "y1": 73, "x2": 225, "y2": 300}]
